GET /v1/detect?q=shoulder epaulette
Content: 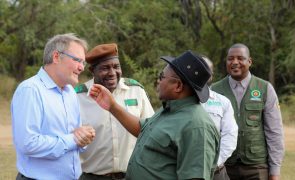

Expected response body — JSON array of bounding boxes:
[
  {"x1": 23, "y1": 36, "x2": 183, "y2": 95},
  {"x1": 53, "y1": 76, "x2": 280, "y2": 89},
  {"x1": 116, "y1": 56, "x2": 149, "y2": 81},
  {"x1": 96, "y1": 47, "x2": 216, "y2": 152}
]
[
  {"x1": 74, "y1": 84, "x2": 88, "y2": 93},
  {"x1": 124, "y1": 78, "x2": 144, "y2": 89}
]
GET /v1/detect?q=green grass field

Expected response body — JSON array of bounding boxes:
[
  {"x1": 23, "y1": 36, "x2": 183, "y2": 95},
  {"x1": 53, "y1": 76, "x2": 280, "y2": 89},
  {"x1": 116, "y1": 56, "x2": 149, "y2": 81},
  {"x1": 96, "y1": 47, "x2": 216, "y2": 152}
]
[{"x1": 1, "y1": 95, "x2": 295, "y2": 179}]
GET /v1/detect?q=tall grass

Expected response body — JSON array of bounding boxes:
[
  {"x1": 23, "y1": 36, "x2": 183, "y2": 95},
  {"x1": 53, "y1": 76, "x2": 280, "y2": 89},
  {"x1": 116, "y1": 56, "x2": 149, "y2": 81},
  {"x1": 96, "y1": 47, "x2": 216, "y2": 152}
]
[
  {"x1": 0, "y1": 75, "x2": 16, "y2": 125},
  {"x1": 280, "y1": 95, "x2": 295, "y2": 126},
  {"x1": 0, "y1": 75, "x2": 17, "y2": 100}
]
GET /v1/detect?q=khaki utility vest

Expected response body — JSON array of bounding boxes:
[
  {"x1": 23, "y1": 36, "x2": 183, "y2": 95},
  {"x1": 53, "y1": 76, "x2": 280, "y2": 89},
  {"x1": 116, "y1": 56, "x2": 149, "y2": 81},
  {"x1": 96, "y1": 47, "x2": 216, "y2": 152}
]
[{"x1": 212, "y1": 75, "x2": 268, "y2": 165}]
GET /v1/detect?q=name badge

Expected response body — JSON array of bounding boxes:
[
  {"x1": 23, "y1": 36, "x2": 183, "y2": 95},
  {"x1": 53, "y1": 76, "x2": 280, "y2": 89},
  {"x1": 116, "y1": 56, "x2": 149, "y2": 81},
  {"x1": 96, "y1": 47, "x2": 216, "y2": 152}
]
[{"x1": 124, "y1": 99, "x2": 138, "y2": 106}]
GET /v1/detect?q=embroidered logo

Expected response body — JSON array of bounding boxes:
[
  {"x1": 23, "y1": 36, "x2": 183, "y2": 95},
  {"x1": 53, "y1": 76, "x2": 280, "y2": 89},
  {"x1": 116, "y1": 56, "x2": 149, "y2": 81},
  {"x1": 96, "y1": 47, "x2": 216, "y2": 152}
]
[
  {"x1": 207, "y1": 100, "x2": 222, "y2": 106},
  {"x1": 250, "y1": 90, "x2": 262, "y2": 101}
]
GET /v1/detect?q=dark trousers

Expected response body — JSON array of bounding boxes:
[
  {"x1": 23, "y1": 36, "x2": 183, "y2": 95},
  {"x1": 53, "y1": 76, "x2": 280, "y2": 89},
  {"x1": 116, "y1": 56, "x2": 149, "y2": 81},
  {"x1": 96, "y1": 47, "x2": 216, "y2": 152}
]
[
  {"x1": 16, "y1": 173, "x2": 35, "y2": 180},
  {"x1": 213, "y1": 165, "x2": 230, "y2": 180},
  {"x1": 226, "y1": 163, "x2": 268, "y2": 180},
  {"x1": 79, "y1": 172, "x2": 125, "y2": 180}
]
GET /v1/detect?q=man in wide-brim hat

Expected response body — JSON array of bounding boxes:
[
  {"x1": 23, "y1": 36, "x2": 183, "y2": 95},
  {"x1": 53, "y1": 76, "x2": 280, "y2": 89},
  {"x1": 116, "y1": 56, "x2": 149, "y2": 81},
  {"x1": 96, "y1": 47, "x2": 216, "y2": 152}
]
[{"x1": 89, "y1": 50, "x2": 220, "y2": 180}]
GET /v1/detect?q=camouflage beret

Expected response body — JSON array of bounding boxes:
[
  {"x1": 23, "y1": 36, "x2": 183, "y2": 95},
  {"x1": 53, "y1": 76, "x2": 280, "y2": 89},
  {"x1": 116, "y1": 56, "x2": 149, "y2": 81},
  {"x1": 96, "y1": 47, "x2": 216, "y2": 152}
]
[{"x1": 86, "y1": 43, "x2": 119, "y2": 66}]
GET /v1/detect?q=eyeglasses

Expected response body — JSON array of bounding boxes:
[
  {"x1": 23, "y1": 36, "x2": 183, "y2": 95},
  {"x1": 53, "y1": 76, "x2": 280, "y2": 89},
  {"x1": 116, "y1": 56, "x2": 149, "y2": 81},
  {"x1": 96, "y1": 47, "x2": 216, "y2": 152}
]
[
  {"x1": 58, "y1": 50, "x2": 87, "y2": 66},
  {"x1": 158, "y1": 71, "x2": 180, "y2": 81}
]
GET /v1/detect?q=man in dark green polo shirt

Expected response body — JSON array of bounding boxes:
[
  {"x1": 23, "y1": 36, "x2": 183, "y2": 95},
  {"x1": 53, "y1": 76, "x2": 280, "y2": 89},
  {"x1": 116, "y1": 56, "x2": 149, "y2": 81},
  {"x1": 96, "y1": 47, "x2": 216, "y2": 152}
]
[{"x1": 89, "y1": 50, "x2": 220, "y2": 180}]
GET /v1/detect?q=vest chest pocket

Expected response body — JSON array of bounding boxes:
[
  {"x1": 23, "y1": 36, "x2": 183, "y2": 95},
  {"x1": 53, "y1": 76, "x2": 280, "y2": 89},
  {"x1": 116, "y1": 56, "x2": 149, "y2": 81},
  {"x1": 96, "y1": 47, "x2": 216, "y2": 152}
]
[
  {"x1": 245, "y1": 140, "x2": 267, "y2": 159},
  {"x1": 245, "y1": 103, "x2": 264, "y2": 127}
]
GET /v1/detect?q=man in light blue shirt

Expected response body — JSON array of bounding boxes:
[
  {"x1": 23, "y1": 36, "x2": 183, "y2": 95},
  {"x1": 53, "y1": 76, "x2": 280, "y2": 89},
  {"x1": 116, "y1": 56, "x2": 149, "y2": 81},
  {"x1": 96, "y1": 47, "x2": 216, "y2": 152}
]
[{"x1": 11, "y1": 33, "x2": 95, "y2": 180}]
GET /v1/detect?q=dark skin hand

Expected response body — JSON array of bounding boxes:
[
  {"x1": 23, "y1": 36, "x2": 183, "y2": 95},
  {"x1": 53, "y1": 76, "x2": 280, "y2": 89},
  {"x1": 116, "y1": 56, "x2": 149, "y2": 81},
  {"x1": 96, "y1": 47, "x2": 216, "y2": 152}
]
[{"x1": 89, "y1": 84, "x2": 141, "y2": 137}]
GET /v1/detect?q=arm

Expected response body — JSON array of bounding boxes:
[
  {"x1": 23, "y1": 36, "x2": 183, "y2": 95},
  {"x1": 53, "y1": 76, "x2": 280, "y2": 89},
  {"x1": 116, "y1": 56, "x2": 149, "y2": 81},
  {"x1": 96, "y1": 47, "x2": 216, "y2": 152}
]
[
  {"x1": 263, "y1": 83, "x2": 284, "y2": 176},
  {"x1": 218, "y1": 97, "x2": 238, "y2": 166},
  {"x1": 89, "y1": 84, "x2": 141, "y2": 137}
]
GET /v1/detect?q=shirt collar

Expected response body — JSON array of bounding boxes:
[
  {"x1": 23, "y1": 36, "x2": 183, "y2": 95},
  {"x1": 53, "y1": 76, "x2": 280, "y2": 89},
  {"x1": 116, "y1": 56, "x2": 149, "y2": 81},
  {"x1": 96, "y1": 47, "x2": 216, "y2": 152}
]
[
  {"x1": 117, "y1": 78, "x2": 129, "y2": 90},
  {"x1": 208, "y1": 89, "x2": 215, "y2": 100},
  {"x1": 37, "y1": 67, "x2": 70, "y2": 92},
  {"x1": 85, "y1": 78, "x2": 128, "y2": 94},
  {"x1": 229, "y1": 72, "x2": 251, "y2": 89},
  {"x1": 162, "y1": 96, "x2": 198, "y2": 113}
]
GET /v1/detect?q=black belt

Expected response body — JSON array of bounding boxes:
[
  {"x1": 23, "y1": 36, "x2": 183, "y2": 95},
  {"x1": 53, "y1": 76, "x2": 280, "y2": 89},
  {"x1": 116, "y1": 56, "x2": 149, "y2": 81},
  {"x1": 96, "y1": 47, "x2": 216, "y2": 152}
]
[
  {"x1": 214, "y1": 165, "x2": 225, "y2": 174},
  {"x1": 104, "y1": 172, "x2": 125, "y2": 179},
  {"x1": 82, "y1": 172, "x2": 126, "y2": 179}
]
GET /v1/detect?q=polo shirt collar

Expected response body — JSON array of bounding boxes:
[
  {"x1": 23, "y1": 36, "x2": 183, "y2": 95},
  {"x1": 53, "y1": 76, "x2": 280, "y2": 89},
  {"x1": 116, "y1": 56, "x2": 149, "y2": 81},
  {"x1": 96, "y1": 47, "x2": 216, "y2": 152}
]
[
  {"x1": 37, "y1": 67, "x2": 70, "y2": 92},
  {"x1": 162, "y1": 96, "x2": 198, "y2": 112}
]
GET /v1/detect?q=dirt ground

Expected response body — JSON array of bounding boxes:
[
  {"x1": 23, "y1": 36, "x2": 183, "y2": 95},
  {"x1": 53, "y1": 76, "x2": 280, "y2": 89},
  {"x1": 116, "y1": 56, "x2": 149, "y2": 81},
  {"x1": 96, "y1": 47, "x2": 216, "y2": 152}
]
[
  {"x1": 284, "y1": 126, "x2": 295, "y2": 151},
  {"x1": 1, "y1": 124, "x2": 294, "y2": 150},
  {"x1": 0, "y1": 125, "x2": 13, "y2": 147}
]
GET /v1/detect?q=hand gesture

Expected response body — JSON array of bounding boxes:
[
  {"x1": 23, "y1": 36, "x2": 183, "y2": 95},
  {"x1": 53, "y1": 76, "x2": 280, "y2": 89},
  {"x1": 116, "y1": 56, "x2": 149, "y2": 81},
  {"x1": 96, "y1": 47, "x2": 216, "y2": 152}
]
[
  {"x1": 73, "y1": 125, "x2": 95, "y2": 147},
  {"x1": 89, "y1": 84, "x2": 115, "y2": 111}
]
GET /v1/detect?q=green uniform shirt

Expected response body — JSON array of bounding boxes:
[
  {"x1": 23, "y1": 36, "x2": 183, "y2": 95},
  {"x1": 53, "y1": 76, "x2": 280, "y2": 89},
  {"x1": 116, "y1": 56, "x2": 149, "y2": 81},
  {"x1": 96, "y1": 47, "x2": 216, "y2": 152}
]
[{"x1": 126, "y1": 97, "x2": 220, "y2": 180}]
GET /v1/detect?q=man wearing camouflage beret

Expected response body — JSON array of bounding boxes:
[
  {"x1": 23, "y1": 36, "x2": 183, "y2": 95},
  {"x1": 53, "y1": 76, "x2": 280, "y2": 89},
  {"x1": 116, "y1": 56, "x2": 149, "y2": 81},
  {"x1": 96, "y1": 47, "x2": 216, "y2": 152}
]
[{"x1": 76, "y1": 43, "x2": 154, "y2": 180}]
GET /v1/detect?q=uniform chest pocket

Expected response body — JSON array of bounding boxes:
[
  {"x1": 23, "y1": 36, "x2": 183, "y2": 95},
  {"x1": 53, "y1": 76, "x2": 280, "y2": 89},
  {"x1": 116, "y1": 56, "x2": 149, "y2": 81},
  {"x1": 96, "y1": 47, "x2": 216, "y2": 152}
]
[
  {"x1": 124, "y1": 99, "x2": 141, "y2": 117},
  {"x1": 206, "y1": 107, "x2": 223, "y2": 119},
  {"x1": 205, "y1": 107, "x2": 223, "y2": 130},
  {"x1": 139, "y1": 127, "x2": 175, "y2": 164},
  {"x1": 245, "y1": 103, "x2": 264, "y2": 127}
]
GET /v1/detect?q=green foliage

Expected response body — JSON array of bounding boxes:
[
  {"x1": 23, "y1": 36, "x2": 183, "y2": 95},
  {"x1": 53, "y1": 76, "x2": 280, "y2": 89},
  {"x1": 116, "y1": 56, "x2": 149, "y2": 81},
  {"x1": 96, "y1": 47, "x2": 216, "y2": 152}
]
[
  {"x1": 280, "y1": 95, "x2": 295, "y2": 126},
  {"x1": 130, "y1": 67, "x2": 162, "y2": 109},
  {"x1": 0, "y1": 0, "x2": 295, "y2": 100},
  {"x1": 198, "y1": 0, "x2": 295, "y2": 86},
  {"x1": 24, "y1": 65, "x2": 40, "y2": 79},
  {"x1": 0, "y1": 75, "x2": 17, "y2": 100},
  {"x1": 121, "y1": 52, "x2": 162, "y2": 108}
]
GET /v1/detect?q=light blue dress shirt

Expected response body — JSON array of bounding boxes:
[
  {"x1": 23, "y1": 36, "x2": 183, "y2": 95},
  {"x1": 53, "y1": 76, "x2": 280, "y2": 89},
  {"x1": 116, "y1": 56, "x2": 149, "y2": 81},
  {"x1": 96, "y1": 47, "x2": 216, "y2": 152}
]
[{"x1": 11, "y1": 67, "x2": 82, "y2": 180}]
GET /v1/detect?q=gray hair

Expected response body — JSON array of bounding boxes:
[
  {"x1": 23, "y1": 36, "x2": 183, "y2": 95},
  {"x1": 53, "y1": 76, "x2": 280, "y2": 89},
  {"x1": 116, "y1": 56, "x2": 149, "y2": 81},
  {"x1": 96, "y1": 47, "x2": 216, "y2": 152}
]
[
  {"x1": 43, "y1": 33, "x2": 88, "y2": 65},
  {"x1": 200, "y1": 55, "x2": 213, "y2": 73},
  {"x1": 228, "y1": 43, "x2": 250, "y2": 57}
]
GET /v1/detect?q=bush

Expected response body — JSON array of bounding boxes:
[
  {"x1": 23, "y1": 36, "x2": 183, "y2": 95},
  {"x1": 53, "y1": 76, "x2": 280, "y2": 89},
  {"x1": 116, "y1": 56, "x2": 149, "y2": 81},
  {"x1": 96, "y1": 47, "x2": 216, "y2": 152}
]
[
  {"x1": 280, "y1": 95, "x2": 295, "y2": 125},
  {"x1": 0, "y1": 75, "x2": 17, "y2": 100}
]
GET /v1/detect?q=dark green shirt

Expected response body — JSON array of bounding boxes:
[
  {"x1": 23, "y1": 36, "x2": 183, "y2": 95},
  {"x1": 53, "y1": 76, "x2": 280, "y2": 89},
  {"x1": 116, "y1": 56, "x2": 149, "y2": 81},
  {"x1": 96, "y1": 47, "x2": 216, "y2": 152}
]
[{"x1": 126, "y1": 97, "x2": 220, "y2": 180}]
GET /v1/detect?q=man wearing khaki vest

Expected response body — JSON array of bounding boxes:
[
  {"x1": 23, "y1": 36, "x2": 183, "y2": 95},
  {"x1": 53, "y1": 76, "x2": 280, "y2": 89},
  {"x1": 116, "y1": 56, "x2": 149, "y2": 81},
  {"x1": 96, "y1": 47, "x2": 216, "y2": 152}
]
[{"x1": 212, "y1": 43, "x2": 284, "y2": 180}]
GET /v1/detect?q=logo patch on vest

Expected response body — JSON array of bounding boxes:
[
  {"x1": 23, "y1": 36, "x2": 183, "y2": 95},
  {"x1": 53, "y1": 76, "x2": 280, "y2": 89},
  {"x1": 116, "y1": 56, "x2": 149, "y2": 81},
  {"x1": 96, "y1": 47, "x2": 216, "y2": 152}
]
[{"x1": 250, "y1": 90, "x2": 262, "y2": 101}]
